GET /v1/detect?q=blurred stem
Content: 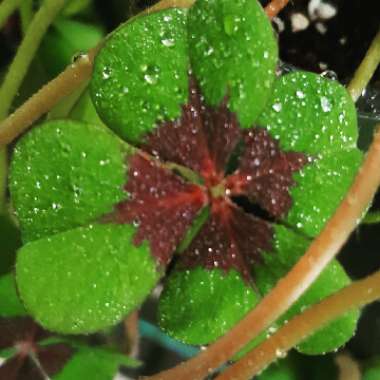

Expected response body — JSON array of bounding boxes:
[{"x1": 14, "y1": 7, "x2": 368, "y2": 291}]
[
  {"x1": 144, "y1": 119, "x2": 380, "y2": 380},
  {"x1": 265, "y1": 0, "x2": 290, "y2": 18},
  {"x1": 19, "y1": 0, "x2": 33, "y2": 34},
  {"x1": 362, "y1": 210, "x2": 380, "y2": 225},
  {"x1": 0, "y1": 0, "x2": 66, "y2": 119},
  {"x1": 348, "y1": 28, "x2": 380, "y2": 102},
  {"x1": 0, "y1": 0, "x2": 21, "y2": 29},
  {"x1": 0, "y1": 51, "x2": 97, "y2": 146},
  {"x1": 0, "y1": 148, "x2": 6, "y2": 214},
  {"x1": 124, "y1": 311, "x2": 139, "y2": 356},
  {"x1": 216, "y1": 270, "x2": 380, "y2": 380},
  {"x1": 336, "y1": 353, "x2": 361, "y2": 380}
]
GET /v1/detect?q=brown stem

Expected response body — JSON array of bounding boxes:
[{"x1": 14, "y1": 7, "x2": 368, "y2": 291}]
[
  {"x1": 265, "y1": 0, "x2": 290, "y2": 18},
  {"x1": 336, "y1": 353, "x2": 361, "y2": 380},
  {"x1": 124, "y1": 311, "x2": 140, "y2": 357},
  {"x1": 142, "y1": 124, "x2": 380, "y2": 380},
  {"x1": 0, "y1": 50, "x2": 97, "y2": 145},
  {"x1": 215, "y1": 270, "x2": 380, "y2": 380}
]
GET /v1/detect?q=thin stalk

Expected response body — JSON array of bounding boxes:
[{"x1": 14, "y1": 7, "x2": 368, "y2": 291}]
[
  {"x1": 347, "y1": 28, "x2": 380, "y2": 102},
  {"x1": 144, "y1": 122, "x2": 380, "y2": 380},
  {"x1": 336, "y1": 354, "x2": 361, "y2": 380},
  {"x1": 19, "y1": 0, "x2": 33, "y2": 35},
  {"x1": 0, "y1": 0, "x2": 21, "y2": 29},
  {"x1": 0, "y1": 148, "x2": 6, "y2": 213},
  {"x1": 265, "y1": 0, "x2": 290, "y2": 18},
  {"x1": 0, "y1": 0, "x2": 66, "y2": 119},
  {"x1": 124, "y1": 312, "x2": 139, "y2": 356},
  {"x1": 215, "y1": 270, "x2": 380, "y2": 380},
  {"x1": 0, "y1": 50, "x2": 97, "y2": 146}
]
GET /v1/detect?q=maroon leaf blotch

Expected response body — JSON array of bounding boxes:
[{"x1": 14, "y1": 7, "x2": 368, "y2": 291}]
[
  {"x1": 37, "y1": 344, "x2": 73, "y2": 377},
  {"x1": 0, "y1": 317, "x2": 73, "y2": 380},
  {"x1": 180, "y1": 199, "x2": 273, "y2": 282},
  {"x1": 144, "y1": 77, "x2": 241, "y2": 185},
  {"x1": 116, "y1": 154, "x2": 208, "y2": 264},
  {"x1": 226, "y1": 128, "x2": 309, "y2": 218}
]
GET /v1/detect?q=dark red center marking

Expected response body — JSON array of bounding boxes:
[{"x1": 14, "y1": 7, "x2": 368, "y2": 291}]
[
  {"x1": 0, "y1": 317, "x2": 73, "y2": 380},
  {"x1": 114, "y1": 77, "x2": 309, "y2": 280}
]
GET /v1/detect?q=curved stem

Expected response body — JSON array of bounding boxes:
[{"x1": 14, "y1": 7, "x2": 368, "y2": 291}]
[
  {"x1": 0, "y1": 49, "x2": 98, "y2": 146},
  {"x1": 265, "y1": 0, "x2": 290, "y2": 18},
  {"x1": 19, "y1": 0, "x2": 33, "y2": 35},
  {"x1": 347, "y1": 28, "x2": 380, "y2": 102},
  {"x1": 143, "y1": 123, "x2": 380, "y2": 380},
  {"x1": 215, "y1": 270, "x2": 380, "y2": 380},
  {"x1": 0, "y1": 0, "x2": 66, "y2": 119},
  {"x1": 0, "y1": 0, "x2": 21, "y2": 29}
]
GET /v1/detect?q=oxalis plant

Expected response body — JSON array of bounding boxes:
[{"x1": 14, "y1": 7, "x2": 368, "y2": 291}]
[{"x1": 0, "y1": 0, "x2": 380, "y2": 379}]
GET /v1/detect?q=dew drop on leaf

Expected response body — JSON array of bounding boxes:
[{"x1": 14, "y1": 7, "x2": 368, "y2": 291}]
[
  {"x1": 272, "y1": 102, "x2": 282, "y2": 112},
  {"x1": 320, "y1": 96, "x2": 332, "y2": 112}
]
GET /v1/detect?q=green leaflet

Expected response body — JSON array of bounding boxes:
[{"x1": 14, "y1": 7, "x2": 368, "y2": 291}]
[
  {"x1": 9, "y1": 120, "x2": 126, "y2": 242},
  {"x1": 0, "y1": 273, "x2": 26, "y2": 317},
  {"x1": 254, "y1": 225, "x2": 359, "y2": 355},
  {"x1": 158, "y1": 267, "x2": 259, "y2": 345},
  {"x1": 188, "y1": 0, "x2": 278, "y2": 127},
  {"x1": 16, "y1": 224, "x2": 159, "y2": 334},
  {"x1": 53, "y1": 346, "x2": 139, "y2": 380},
  {"x1": 258, "y1": 71, "x2": 358, "y2": 154},
  {"x1": 91, "y1": 0, "x2": 278, "y2": 143},
  {"x1": 286, "y1": 149, "x2": 363, "y2": 237},
  {"x1": 91, "y1": 8, "x2": 189, "y2": 144},
  {"x1": 258, "y1": 71, "x2": 363, "y2": 237}
]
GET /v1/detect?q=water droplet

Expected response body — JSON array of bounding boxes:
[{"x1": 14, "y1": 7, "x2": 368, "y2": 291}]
[
  {"x1": 320, "y1": 96, "x2": 332, "y2": 112},
  {"x1": 71, "y1": 51, "x2": 87, "y2": 63},
  {"x1": 276, "y1": 348, "x2": 287, "y2": 358},
  {"x1": 272, "y1": 103, "x2": 282, "y2": 112},
  {"x1": 144, "y1": 74, "x2": 158, "y2": 85},
  {"x1": 296, "y1": 90, "x2": 306, "y2": 99},
  {"x1": 161, "y1": 38, "x2": 175, "y2": 47},
  {"x1": 205, "y1": 46, "x2": 214, "y2": 56},
  {"x1": 320, "y1": 70, "x2": 338, "y2": 80},
  {"x1": 102, "y1": 67, "x2": 111, "y2": 80}
]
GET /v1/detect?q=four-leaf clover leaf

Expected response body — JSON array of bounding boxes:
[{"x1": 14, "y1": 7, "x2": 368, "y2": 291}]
[{"x1": 9, "y1": 0, "x2": 362, "y2": 356}]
